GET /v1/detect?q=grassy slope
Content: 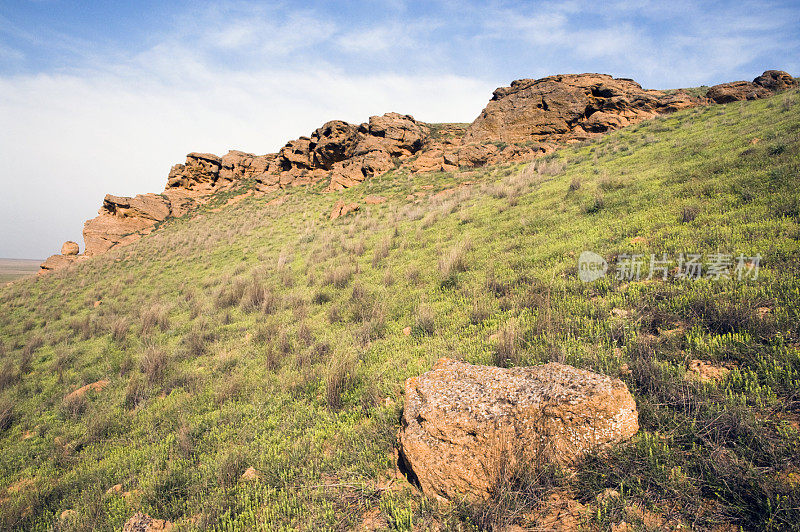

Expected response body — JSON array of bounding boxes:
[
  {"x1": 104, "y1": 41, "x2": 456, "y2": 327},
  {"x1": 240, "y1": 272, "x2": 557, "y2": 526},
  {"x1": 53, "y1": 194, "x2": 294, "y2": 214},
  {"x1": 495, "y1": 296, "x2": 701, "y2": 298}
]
[{"x1": 1, "y1": 90, "x2": 799, "y2": 531}]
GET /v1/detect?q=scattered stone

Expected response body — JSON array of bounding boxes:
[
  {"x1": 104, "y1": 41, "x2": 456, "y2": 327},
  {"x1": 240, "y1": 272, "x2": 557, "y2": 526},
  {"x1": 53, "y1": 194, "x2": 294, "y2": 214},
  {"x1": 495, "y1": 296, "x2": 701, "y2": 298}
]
[
  {"x1": 122, "y1": 512, "x2": 173, "y2": 532},
  {"x1": 402, "y1": 326, "x2": 412, "y2": 336},
  {"x1": 241, "y1": 467, "x2": 259, "y2": 481},
  {"x1": 398, "y1": 358, "x2": 639, "y2": 501},
  {"x1": 64, "y1": 379, "x2": 109, "y2": 403},
  {"x1": 106, "y1": 484, "x2": 123, "y2": 495},
  {"x1": 60, "y1": 509, "x2": 76, "y2": 521},
  {"x1": 524, "y1": 491, "x2": 587, "y2": 531},
  {"x1": 330, "y1": 201, "x2": 360, "y2": 220},
  {"x1": 364, "y1": 195, "x2": 386, "y2": 205},
  {"x1": 687, "y1": 360, "x2": 731, "y2": 383}
]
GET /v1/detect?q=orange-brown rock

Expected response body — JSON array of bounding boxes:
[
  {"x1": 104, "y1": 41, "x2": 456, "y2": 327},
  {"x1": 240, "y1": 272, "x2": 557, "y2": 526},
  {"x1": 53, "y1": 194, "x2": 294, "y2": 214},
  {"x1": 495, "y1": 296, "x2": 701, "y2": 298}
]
[
  {"x1": 397, "y1": 358, "x2": 638, "y2": 501},
  {"x1": 122, "y1": 512, "x2": 173, "y2": 532},
  {"x1": 64, "y1": 379, "x2": 109, "y2": 403},
  {"x1": 706, "y1": 70, "x2": 797, "y2": 104},
  {"x1": 364, "y1": 195, "x2": 386, "y2": 205},
  {"x1": 706, "y1": 81, "x2": 771, "y2": 104},
  {"x1": 753, "y1": 70, "x2": 798, "y2": 92},
  {"x1": 464, "y1": 73, "x2": 703, "y2": 144},
  {"x1": 39, "y1": 254, "x2": 79, "y2": 273},
  {"x1": 166, "y1": 152, "x2": 222, "y2": 192},
  {"x1": 61, "y1": 241, "x2": 79, "y2": 255},
  {"x1": 330, "y1": 200, "x2": 360, "y2": 220}
]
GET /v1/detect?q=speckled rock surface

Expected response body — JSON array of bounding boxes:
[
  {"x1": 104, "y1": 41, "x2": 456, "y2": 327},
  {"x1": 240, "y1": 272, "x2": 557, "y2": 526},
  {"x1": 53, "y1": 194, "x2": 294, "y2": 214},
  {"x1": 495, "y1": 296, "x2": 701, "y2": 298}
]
[{"x1": 397, "y1": 358, "x2": 639, "y2": 501}]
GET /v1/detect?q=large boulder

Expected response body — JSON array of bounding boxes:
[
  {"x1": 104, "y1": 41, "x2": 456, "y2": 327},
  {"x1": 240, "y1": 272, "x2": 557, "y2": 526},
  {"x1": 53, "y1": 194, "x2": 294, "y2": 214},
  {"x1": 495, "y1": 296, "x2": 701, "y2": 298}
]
[
  {"x1": 61, "y1": 241, "x2": 79, "y2": 255},
  {"x1": 397, "y1": 358, "x2": 639, "y2": 501},
  {"x1": 706, "y1": 80, "x2": 770, "y2": 104},
  {"x1": 706, "y1": 70, "x2": 797, "y2": 104},
  {"x1": 464, "y1": 73, "x2": 702, "y2": 144},
  {"x1": 753, "y1": 70, "x2": 797, "y2": 92}
]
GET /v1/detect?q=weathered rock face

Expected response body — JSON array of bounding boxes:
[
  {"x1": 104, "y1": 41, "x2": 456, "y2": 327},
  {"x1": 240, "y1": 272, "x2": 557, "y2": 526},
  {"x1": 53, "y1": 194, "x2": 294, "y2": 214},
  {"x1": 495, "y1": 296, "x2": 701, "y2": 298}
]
[
  {"x1": 706, "y1": 81, "x2": 771, "y2": 104},
  {"x1": 464, "y1": 73, "x2": 701, "y2": 144},
  {"x1": 43, "y1": 69, "x2": 794, "y2": 270},
  {"x1": 61, "y1": 241, "x2": 79, "y2": 255},
  {"x1": 263, "y1": 112, "x2": 428, "y2": 192},
  {"x1": 397, "y1": 358, "x2": 639, "y2": 501},
  {"x1": 39, "y1": 254, "x2": 79, "y2": 273},
  {"x1": 753, "y1": 70, "x2": 797, "y2": 92},
  {"x1": 82, "y1": 192, "x2": 197, "y2": 256},
  {"x1": 706, "y1": 70, "x2": 797, "y2": 104}
]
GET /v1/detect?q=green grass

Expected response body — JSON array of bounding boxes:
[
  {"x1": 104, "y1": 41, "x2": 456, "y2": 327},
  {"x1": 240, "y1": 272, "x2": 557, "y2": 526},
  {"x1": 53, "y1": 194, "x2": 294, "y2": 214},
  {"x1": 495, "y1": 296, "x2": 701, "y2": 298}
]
[{"x1": 1, "y1": 89, "x2": 799, "y2": 530}]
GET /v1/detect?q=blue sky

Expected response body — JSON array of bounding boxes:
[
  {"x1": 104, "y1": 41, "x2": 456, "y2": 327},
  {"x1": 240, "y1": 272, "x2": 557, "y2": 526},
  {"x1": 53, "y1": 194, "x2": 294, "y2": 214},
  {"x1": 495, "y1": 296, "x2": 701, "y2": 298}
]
[{"x1": 1, "y1": 0, "x2": 798, "y2": 259}]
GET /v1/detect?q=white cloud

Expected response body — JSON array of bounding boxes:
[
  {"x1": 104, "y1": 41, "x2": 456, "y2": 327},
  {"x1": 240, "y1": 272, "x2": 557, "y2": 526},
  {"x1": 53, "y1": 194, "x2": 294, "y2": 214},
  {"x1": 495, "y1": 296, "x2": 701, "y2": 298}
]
[{"x1": 0, "y1": 60, "x2": 493, "y2": 258}]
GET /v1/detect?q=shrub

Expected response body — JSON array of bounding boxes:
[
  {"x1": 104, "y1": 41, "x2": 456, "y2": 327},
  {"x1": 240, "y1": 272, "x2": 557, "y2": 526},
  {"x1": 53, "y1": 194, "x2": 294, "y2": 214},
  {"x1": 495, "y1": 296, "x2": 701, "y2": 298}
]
[
  {"x1": 324, "y1": 262, "x2": 355, "y2": 289},
  {"x1": 568, "y1": 176, "x2": 582, "y2": 191},
  {"x1": 439, "y1": 239, "x2": 471, "y2": 279},
  {"x1": 325, "y1": 353, "x2": 358, "y2": 411},
  {"x1": 493, "y1": 319, "x2": 523, "y2": 367},
  {"x1": 141, "y1": 304, "x2": 170, "y2": 335},
  {"x1": 582, "y1": 194, "x2": 605, "y2": 214},
  {"x1": 140, "y1": 343, "x2": 168, "y2": 383},
  {"x1": 415, "y1": 304, "x2": 435, "y2": 336},
  {"x1": 679, "y1": 205, "x2": 700, "y2": 223},
  {"x1": 470, "y1": 296, "x2": 494, "y2": 324},
  {"x1": 110, "y1": 317, "x2": 129, "y2": 342}
]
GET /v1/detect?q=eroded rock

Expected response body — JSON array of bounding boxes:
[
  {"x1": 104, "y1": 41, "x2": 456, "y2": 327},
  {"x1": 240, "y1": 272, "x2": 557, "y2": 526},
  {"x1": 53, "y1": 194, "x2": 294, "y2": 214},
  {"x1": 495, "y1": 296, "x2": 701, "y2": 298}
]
[
  {"x1": 706, "y1": 70, "x2": 797, "y2": 104},
  {"x1": 464, "y1": 73, "x2": 702, "y2": 144},
  {"x1": 61, "y1": 241, "x2": 79, "y2": 255},
  {"x1": 122, "y1": 512, "x2": 173, "y2": 532},
  {"x1": 397, "y1": 358, "x2": 638, "y2": 501}
]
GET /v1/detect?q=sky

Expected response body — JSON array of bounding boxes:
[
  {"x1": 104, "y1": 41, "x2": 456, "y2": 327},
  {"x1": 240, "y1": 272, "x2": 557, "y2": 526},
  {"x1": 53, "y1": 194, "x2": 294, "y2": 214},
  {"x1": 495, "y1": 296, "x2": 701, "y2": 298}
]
[{"x1": 0, "y1": 1, "x2": 798, "y2": 259}]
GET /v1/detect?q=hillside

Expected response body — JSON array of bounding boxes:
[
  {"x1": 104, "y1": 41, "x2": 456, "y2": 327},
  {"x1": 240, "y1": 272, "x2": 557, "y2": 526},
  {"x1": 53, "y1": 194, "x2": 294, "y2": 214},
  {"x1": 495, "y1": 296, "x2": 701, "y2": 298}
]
[{"x1": 1, "y1": 85, "x2": 799, "y2": 530}]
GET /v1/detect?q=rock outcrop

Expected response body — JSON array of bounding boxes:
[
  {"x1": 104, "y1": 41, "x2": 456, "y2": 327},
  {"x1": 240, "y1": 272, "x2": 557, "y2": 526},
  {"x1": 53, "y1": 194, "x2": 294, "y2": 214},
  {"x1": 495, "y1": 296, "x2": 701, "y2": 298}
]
[
  {"x1": 40, "y1": 69, "x2": 795, "y2": 272},
  {"x1": 40, "y1": 241, "x2": 85, "y2": 273},
  {"x1": 397, "y1": 358, "x2": 639, "y2": 501},
  {"x1": 464, "y1": 73, "x2": 701, "y2": 145},
  {"x1": 82, "y1": 193, "x2": 191, "y2": 256},
  {"x1": 262, "y1": 112, "x2": 428, "y2": 192},
  {"x1": 706, "y1": 70, "x2": 797, "y2": 104}
]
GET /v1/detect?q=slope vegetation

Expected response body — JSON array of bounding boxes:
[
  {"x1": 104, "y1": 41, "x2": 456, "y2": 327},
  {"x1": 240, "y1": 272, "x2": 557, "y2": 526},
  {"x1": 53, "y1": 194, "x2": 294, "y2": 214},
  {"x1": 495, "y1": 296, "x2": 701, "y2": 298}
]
[{"x1": 1, "y1": 88, "x2": 799, "y2": 530}]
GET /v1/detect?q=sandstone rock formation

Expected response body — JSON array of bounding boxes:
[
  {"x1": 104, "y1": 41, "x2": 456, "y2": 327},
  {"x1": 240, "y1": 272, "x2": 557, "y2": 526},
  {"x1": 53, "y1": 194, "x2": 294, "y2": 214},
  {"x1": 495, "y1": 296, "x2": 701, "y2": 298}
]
[
  {"x1": 41, "y1": 69, "x2": 795, "y2": 272},
  {"x1": 706, "y1": 70, "x2": 797, "y2": 104},
  {"x1": 61, "y1": 241, "x2": 79, "y2": 255},
  {"x1": 397, "y1": 358, "x2": 639, "y2": 501},
  {"x1": 39, "y1": 254, "x2": 79, "y2": 273},
  {"x1": 82, "y1": 193, "x2": 192, "y2": 256},
  {"x1": 260, "y1": 112, "x2": 428, "y2": 192},
  {"x1": 464, "y1": 73, "x2": 701, "y2": 145}
]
